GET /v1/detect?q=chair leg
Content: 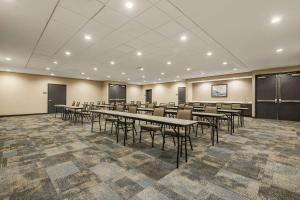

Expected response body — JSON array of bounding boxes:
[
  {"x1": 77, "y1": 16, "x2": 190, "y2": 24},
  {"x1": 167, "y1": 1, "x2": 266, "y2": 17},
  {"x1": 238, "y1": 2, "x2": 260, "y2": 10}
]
[
  {"x1": 195, "y1": 123, "x2": 198, "y2": 137},
  {"x1": 180, "y1": 137, "x2": 183, "y2": 157},
  {"x1": 104, "y1": 121, "x2": 107, "y2": 131},
  {"x1": 162, "y1": 133, "x2": 165, "y2": 150},
  {"x1": 139, "y1": 129, "x2": 142, "y2": 143},
  {"x1": 188, "y1": 135, "x2": 193, "y2": 151},
  {"x1": 132, "y1": 124, "x2": 135, "y2": 144},
  {"x1": 172, "y1": 136, "x2": 176, "y2": 146},
  {"x1": 152, "y1": 131, "x2": 154, "y2": 148}
]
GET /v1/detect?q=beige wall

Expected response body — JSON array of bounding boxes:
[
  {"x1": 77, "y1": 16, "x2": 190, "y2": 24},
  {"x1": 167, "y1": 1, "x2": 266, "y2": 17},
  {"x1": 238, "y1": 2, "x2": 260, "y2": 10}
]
[
  {"x1": 192, "y1": 78, "x2": 252, "y2": 103},
  {"x1": 141, "y1": 81, "x2": 187, "y2": 104},
  {"x1": 0, "y1": 72, "x2": 105, "y2": 116}
]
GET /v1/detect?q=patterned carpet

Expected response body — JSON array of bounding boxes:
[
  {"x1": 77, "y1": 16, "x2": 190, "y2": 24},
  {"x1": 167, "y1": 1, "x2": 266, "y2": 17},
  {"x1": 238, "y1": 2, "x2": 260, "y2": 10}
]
[{"x1": 0, "y1": 114, "x2": 299, "y2": 200}]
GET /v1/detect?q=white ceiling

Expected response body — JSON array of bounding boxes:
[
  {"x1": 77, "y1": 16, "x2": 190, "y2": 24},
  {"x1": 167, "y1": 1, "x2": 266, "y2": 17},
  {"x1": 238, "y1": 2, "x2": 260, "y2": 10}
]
[{"x1": 0, "y1": 0, "x2": 300, "y2": 83}]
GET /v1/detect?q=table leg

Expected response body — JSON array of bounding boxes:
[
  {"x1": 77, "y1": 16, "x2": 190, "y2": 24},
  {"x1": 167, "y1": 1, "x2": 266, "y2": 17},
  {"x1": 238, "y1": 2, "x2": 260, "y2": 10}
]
[
  {"x1": 55, "y1": 107, "x2": 57, "y2": 118},
  {"x1": 216, "y1": 117, "x2": 219, "y2": 143},
  {"x1": 91, "y1": 112, "x2": 94, "y2": 132},
  {"x1": 176, "y1": 126, "x2": 180, "y2": 168},
  {"x1": 185, "y1": 126, "x2": 187, "y2": 162},
  {"x1": 123, "y1": 118, "x2": 127, "y2": 146},
  {"x1": 232, "y1": 114, "x2": 235, "y2": 133},
  {"x1": 99, "y1": 113, "x2": 102, "y2": 132}
]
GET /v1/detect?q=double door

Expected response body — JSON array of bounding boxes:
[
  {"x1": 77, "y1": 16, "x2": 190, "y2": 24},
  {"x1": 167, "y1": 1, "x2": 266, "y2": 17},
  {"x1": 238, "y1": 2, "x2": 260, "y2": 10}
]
[
  {"x1": 256, "y1": 72, "x2": 300, "y2": 121},
  {"x1": 109, "y1": 84, "x2": 126, "y2": 104}
]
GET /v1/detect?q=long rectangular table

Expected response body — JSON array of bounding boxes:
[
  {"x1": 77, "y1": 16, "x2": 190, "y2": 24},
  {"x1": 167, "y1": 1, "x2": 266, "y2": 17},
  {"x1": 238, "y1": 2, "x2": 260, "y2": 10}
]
[
  {"x1": 90, "y1": 109, "x2": 198, "y2": 168},
  {"x1": 54, "y1": 105, "x2": 84, "y2": 123}
]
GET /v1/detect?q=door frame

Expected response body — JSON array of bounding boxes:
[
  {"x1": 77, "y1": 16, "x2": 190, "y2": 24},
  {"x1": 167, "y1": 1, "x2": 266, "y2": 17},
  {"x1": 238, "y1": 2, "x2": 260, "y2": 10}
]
[
  {"x1": 47, "y1": 83, "x2": 67, "y2": 113},
  {"x1": 145, "y1": 89, "x2": 152, "y2": 103}
]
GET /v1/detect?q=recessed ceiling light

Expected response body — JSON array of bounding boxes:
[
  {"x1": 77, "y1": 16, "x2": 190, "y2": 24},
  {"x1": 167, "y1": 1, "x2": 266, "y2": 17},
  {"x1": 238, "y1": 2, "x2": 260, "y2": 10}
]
[
  {"x1": 167, "y1": 61, "x2": 172, "y2": 65},
  {"x1": 186, "y1": 67, "x2": 191, "y2": 71},
  {"x1": 65, "y1": 51, "x2": 71, "y2": 56},
  {"x1": 142, "y1": 75, "x2": 145, "y2": 79},
  {"x1": 222, "y1": 61, "x2": 228, "y2": 65},
  {"x1": 161, "y1": 72, "x2": 165, "y2": 75},
  {"x1": 86, "y1": 77, "x2": 90, "y2": 80},
  {"x1": 233, "y1": 68, "x2": 238, "y2": 71},
  {"x1": 53, "y1": 61, "x2": 58, "y2": 65},
  {"x1": 125, "y1": 1, "x2": 133, "y2": 9},
  {"x1": 107, "y1": 75, "x2": 111, "y2": 78},
  {"x1": 206, "y1": 52, "x2": 213, "y2": 56},
  {"x1": 45, "y1": 67, "x2": 51, "y2": 71},
  {"x1": 271, "y1": 16, "x2": 281, "y2": 24},
  {"x1": 110, "y1": 61, "x2": 115, "y2": 65},
  {"x1": 180, "y1": 34, "x2": 188, "y2": 41},
  {"x1": 136, "y1": 51, "x2": 142, "y2": 56},
  {"x1": 276, "y1": 48, "x2": 283, "y2": 53},
  {"x1": 121, "y1": 72, "x2": 126, "y2": 75},
  {"x1": 81, "y1": 72, "x2": 85, "y2": 75},
  {"x1": 50, "y1": 73, "x2": 55, "y2": 76},
  {"x1": 84, "y1": 34, "x2": 92, "y2": 41},
  {"x1": 93, "y1": 67, "x2": 98, "y2": 71},
  {"x1": 5, "y1": 57, "x2": 12, "y2": 61}
]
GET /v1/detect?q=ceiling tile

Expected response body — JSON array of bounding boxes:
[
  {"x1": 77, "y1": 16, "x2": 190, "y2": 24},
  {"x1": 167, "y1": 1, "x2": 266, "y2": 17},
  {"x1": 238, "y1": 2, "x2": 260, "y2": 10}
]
[
  {"x1": 93, "y1": 7, "x2": 129, "y2": 29},
  {"x1": 52, "y1": 6, "x2": 88, "y2": 29},
  {"x1": 135, "y1": 6, "x2": 171, "y2": 29},
  {"x1": 118, "y1": 21, "x2": 150, "y2": 38},
  {"x1": 59, "y1": 0, "x2": 104, "y2": 18},
  {"x1": 107, "y1": 0, "x2": 152, "y2": 18},
  {"x1": 155, "y1": 20, "x2": 186, "y2": 38}
]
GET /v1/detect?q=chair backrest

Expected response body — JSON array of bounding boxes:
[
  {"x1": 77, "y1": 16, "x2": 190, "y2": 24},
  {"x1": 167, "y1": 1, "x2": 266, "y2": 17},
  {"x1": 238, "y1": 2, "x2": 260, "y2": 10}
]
[
  {"x1": 153, "y1": 101, "x2": 157, "y2": 106},
  {"x1": 168, "y1": 102, "x2": 175, "y2": 107},
  {"x1": 116, "y1": 105, "x2": 124, "y2": 112},
  {"x1": 136, "y1": 101, "x2": 141, "y2": 107},
  {"x1": 160, "y1": 103, "x2": 167, "y2": 106},
  {"x1": 110, "y1": 102, "x2": 114, "y2": 106},
  {"x1": 216, "y1": 103, "x2": 222, "y2": 108},
  {"x1": 205, "y1": 106, "x2": 217, "y2": 114},
  {"x1": 76, "y1": 102, "x2": 80, "y2": 107},
  {"x1": 232, "y1": 103, "x2": 241, "y2": 109},
  {"x1": 178, "y1": 103, "x2": 185, "y2": 110},
  {"x1": 148, "y1": 103, "x2": 154, "y2": 109},
  {"x1": 177, "y1": 109, "x2": 192, "y2": 120},
  {"x1": 184, "y1": 105, "x2": 194, "y2": 110},
  {"x1": 71, "y1": 101, "x2": 76, "y2": 106},
  {"x1": 97, "y1": 101, "x2": 101, "y2": 105},
  {"x1": 101, "y1": 101, "x2": 105, "y2": 105},
  {"x1": 153, "y1": 107, "x2": 165, "y2": 117},
  {"x1": 128, "y1": 106, "x2": 137, "y2": 113},
  {"x1": 130, "y1": 101, "x2": 135, "y2": 105},
  {"x1": 193, "y1": 102, "x2": 200, "y2": 107},
  {"x1": 90, "y1": 102, "x2": 94, "y2": 105},
  {"x1": 221, "y1": 104, "x2": 232, "y2": 110}
]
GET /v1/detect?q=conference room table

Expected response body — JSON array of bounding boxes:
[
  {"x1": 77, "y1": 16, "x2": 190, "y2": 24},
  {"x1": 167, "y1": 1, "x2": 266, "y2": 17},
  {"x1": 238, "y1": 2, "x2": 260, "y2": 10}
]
[
  {"x1": 54, "y1": 104, "x2": 84, "y2": 123},
  {"x1": 54, "y1": 104, "x2": 66, "y2": 118},
  {"x1": 90, "y1": 109, "x2": 198, "y2": 168}
]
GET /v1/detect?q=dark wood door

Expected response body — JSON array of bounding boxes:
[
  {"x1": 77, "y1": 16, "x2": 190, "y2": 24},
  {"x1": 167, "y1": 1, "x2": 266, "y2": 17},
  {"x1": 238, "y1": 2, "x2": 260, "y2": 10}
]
[
  {"x1": 256, "y1": 74, "x2": 278, "y2": 119},
  {"x1": 178, "y1": 87, "x2": 186, "y2": 104},
  {"x1": 145, "y1": 89, "x2": 152, "y2": 103},
  {"x1": 48, "y1": 84, "x2": 66, "y2": 113},
  {"x1": 108, "y1": 84, "x2": 126, "y2": 104},
  {"x1": 278, "y1": 73, "x2": 300, "y2": 121}
]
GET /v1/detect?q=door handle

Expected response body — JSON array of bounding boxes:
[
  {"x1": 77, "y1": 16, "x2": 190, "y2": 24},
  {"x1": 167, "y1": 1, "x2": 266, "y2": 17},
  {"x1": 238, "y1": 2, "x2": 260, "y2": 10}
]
[
  {"x1": 278, "y1": 99, "x2": 282, "y2": 103},
  {"x1": 48, "y1": 100, "x2": 52, "y2": 102}
]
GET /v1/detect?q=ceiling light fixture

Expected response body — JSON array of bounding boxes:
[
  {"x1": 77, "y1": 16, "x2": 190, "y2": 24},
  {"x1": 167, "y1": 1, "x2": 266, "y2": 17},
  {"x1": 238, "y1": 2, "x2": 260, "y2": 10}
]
[
  {"x1": 271, "y1": 16, "x2": 281, "y2": 24},
  {"x1": 53, "y1": 61, "x2": 58, "y2": 64},
  {"x1": 142, "y1": 75, "x2": 145, "y2": 78},
  {"x1": 161, "y1": 72, "x2": 165, "y2": 75},
  {"x1": 158, "y1": 78, "x2": 161, "y2": 81},
  {"x1": 125, "y1": 1, "x2": 134, "y2": 9},
  {"x1": 167, "y1": 61, "x2": 172, "y2": 65},
  {"x1": 222, "y1": 61, "x2": 228, "y2": 65},
  {"x1": 86, "y1": 77, "x2": 90, "y2": 80},
  {"x1": 206, "y1": 52, "x2": 213, "y2": 56},
  {"x1": 136, "y1": 51, "x2": 142, "y2": 56},
  {"x1": 84, "y1": 34, "x2": 92, "y2": 41},
  {"x1": 186, "y1": 67, "x2": 191, "y2": 71},
  {"x1": 45, "y1": 67, "x2": 51, "y2": 71},
  {"x1": 127, "y1": 78, "x2": 131, "y2": 81},
  {"x1": 180, "y1": 34, "x2": 187, "y2": 41},
  {"x1": 50, "y1": 73, "x2": 55, "y2": 76},
  {"x1": 201, "y1": 72, "x2": 206, "y2": 75},
  {"x1": 276, "y1": 48, "x2": 283, "y2": 53},
  {"x1": 81, "y1": 72, "x2": 85, "y2": 75},
  {"x1": 176, "y1": 75, "x2": 180, "y2": 78},
  {"x1": 93, "y1": 67, "x2": 98, "y2": 71},
  {"x1": 65, "y1": 51, "x2": 71, "y2": 56},
  {"x1": 6, "y1": 69, "x2": 11, "y2": 72},
  {"x1": 233, "y1": 68, "x2": 238, "y2": 71},
  {"x1": 5, "y1": 57, "x2": 12, "y2": 61},
  {"x1": 110, "y1": 61, "x2": 115, "y2": 65},
  {"x1": 121, "y1": 72, "x2": 126, "y2": 75},
  {"x1": 107, "y1": 75, "x2": 111, "y2": 78}
]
